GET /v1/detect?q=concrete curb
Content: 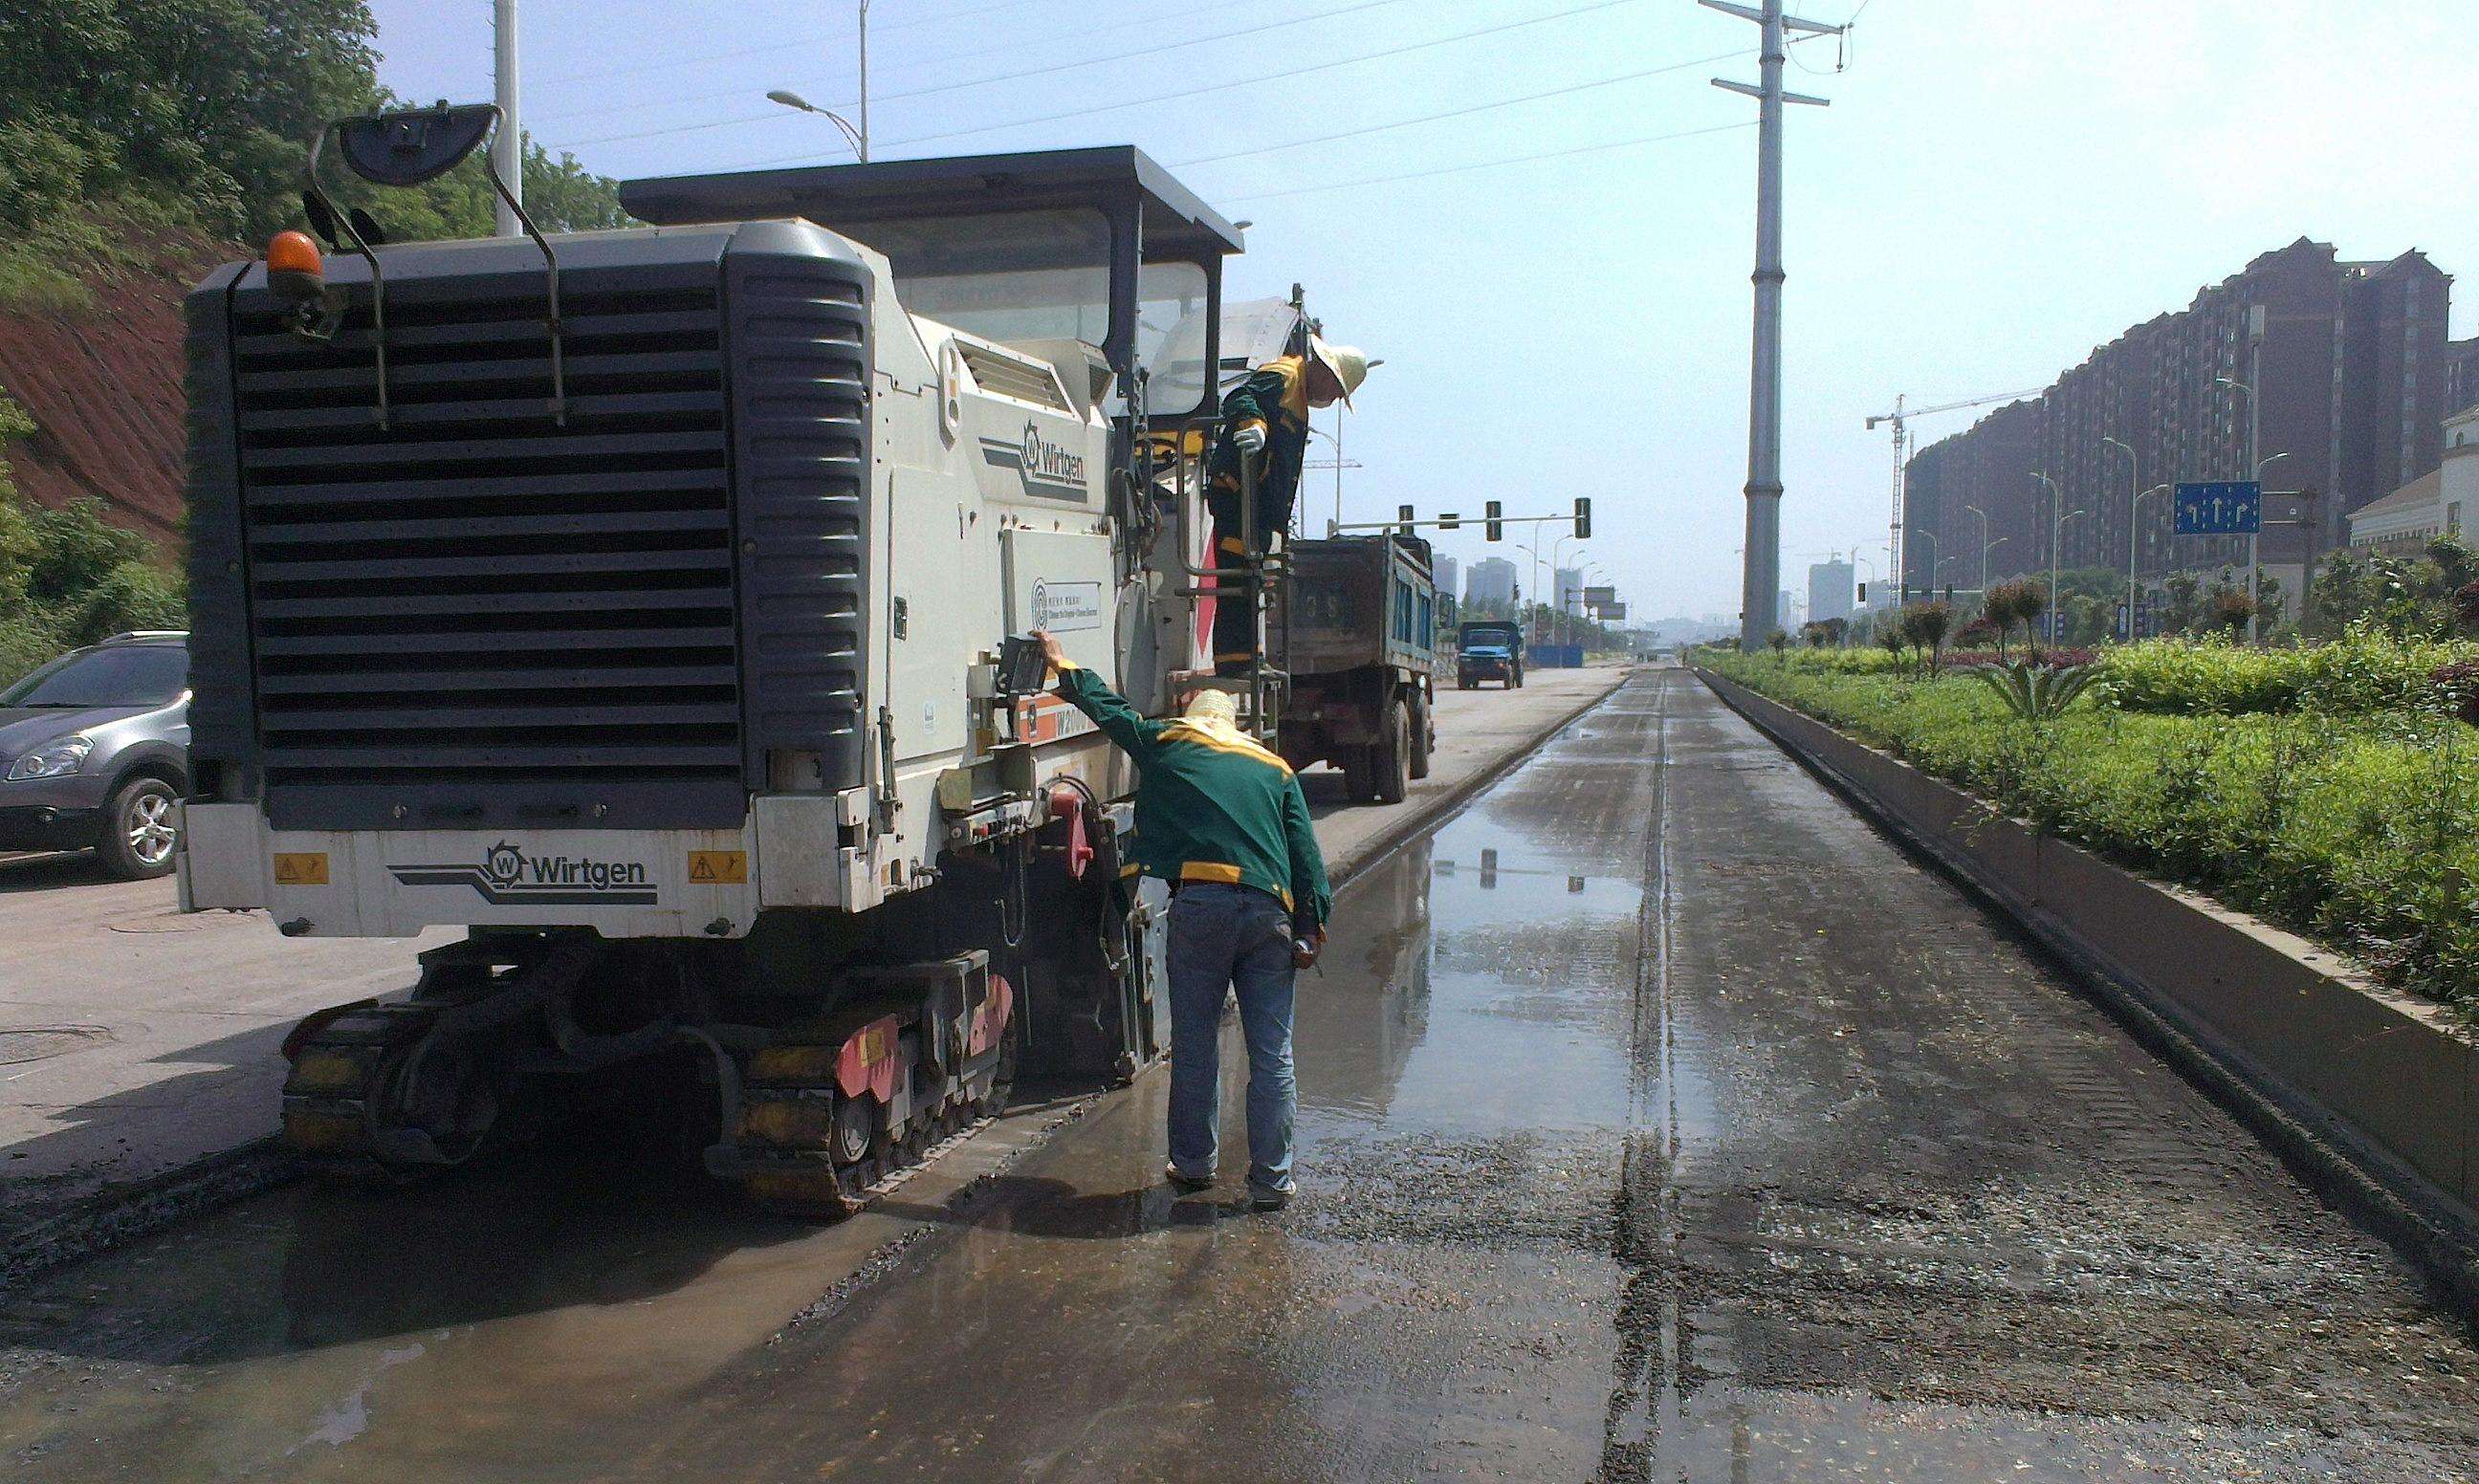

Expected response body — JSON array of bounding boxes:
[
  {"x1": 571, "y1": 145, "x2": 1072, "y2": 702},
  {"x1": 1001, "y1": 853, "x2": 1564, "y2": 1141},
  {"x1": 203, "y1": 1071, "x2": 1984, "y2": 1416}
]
[
  {"x1": 1698, "y1": 666, "x2": 2479, "y2": 1319},
  {"x1": 2, "y1": 672, "x2": 1630, "y2": 1294}
]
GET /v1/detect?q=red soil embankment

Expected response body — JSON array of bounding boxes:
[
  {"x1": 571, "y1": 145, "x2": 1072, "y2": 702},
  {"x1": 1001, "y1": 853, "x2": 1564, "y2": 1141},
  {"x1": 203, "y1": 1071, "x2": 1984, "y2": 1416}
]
[{"x1": 0, "y1": 232, "x2": 237, "y2": 550}]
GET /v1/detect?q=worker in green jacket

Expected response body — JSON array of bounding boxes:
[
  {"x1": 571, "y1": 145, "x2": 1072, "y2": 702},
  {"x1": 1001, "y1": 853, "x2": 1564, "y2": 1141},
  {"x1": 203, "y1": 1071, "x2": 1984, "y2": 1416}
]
[
  {"x1": 1037, "y1": 630, "x2": 1330, "y2": 1210},
  {"x1": 1207, "y1": 336, "x2": 1371, "y2": 675}
]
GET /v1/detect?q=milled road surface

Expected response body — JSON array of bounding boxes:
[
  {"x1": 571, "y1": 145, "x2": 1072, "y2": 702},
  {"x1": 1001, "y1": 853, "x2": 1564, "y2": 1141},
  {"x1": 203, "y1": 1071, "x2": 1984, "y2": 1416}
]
[{"x1": 3, "y1": 668, "x2": 2475, "y2": 1480}]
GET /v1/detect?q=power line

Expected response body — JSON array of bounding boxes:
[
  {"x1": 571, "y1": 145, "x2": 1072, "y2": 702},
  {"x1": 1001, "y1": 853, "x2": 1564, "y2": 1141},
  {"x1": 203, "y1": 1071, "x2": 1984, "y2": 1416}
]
[
  {"x1": 537, "y1": 0, "x2": 1037, "y2": 91},
  {"x1": 552, "y1": 0, "x2": 1419, "y2": 151},
  {"x1": 533, "y1": 0, "x2": 1247, "y2": 125},
  {"x1": 1220, "y1": 119, "x2": 1751, "y2": 203},
  {"x1": 713, "y1": 0, "x2": 1653, "y2": 171},
  {"x1": 1173, "y1": 47, "x2": 1744, "y2": 168}
]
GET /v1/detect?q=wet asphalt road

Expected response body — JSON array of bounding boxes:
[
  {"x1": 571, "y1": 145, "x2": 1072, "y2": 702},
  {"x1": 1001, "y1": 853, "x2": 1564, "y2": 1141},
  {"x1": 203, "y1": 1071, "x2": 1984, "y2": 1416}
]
[{"x1": 3, "y1": 668, "x2": 2476, "y2": 1480}]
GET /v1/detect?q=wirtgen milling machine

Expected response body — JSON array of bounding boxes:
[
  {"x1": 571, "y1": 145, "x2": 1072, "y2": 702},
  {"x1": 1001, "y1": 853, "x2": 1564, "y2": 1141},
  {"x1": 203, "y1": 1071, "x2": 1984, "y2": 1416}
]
[{"x1": 176, "y1": 105, "x2": 1283, "y2": 1211}]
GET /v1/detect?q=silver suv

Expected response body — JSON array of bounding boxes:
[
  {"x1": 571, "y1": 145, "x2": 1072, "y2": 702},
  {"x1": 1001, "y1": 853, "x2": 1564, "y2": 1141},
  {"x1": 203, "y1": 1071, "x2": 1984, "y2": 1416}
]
[{"x1": 0, "y1": 632, "x2": 191, "y2": 879}]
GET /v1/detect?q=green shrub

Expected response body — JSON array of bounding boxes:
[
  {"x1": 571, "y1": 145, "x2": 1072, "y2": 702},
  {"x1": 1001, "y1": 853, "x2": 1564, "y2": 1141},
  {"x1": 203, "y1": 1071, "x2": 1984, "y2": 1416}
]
[{"x1": 2095, "y1": 628, "x2": 2477, "y2": 717}]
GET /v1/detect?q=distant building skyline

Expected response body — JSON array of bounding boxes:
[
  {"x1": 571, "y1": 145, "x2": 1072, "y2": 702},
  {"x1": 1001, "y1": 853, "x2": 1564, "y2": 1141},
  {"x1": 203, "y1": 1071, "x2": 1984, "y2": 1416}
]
[
  {"x1": 1465, "y1": 556, "x2": 1518, "y2": 610},
  {"x1": 1808, "y1": 559, "x2": 1854, "y2": 623},
  {"x1": 1903, "y1": 237, "x2": 2455, "y2": 606}
]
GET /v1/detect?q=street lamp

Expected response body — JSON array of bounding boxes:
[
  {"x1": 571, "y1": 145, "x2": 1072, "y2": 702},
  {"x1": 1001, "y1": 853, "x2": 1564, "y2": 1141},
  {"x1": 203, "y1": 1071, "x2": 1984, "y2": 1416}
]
[
  {"x1": 2127, "y1": 483, "x2": 2171, "y2": 639},
  {"x1": 1980, "y1": 535, "x2": 2010, "y2": 600},
  {"x1": 2103, "y1": 435, "x2": 2140, "y2": 641},
  {"x1": 1516, "y1": 540, "x2": 1545, "y2": 642},
  {"x1": 2215, "y1": 375, "x2": 2278, "y2": 643},
  {"x1": 1304, "y1": 426, "x2": 1357, "y2": 534},
  {"x1": 1911, "y1": 528, "x2": 1940, "y2": 602},
  {"x1": 766, "y1": 89, "x2": 866, "y2": 161},
  {"x1": 2033, "y1": 470, "x2": 2073, "y2": 644},
  {"x1": 1551, "y1": 535, "x2": 1583, "y2": 653},
  {"x1": 2254, "y1": 447, "x2": 2293, "y2": 637},
  {"x1": 2051, "y1": 496, "x2": 2090, "y2": 649},
  {"x1": 1962, "y1": 503, "x2": 1991, "y2": 605}
]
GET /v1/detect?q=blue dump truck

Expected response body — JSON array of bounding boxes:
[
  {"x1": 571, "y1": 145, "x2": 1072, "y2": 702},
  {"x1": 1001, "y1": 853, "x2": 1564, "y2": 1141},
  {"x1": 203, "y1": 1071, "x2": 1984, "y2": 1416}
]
[{"x1": 1455, "y1": 620, "x2": 1525, "y2": 689}]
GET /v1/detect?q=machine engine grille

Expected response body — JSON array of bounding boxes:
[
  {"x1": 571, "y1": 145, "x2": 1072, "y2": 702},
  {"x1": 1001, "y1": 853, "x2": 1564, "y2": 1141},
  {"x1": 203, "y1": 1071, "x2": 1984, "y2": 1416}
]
[{"x1": 226, "y1": 270, "x2": 747, "y2": 830}]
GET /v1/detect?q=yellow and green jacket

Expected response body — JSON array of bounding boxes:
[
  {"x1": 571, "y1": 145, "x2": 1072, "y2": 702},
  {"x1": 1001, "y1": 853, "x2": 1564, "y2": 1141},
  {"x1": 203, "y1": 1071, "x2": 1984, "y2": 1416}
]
[
  {"x1": 1208, "y1": 354, "x2": 1313, "y2": 546},
  {"x1": 1052, "y1": 663, "x2": 1331, "y2": 931}
]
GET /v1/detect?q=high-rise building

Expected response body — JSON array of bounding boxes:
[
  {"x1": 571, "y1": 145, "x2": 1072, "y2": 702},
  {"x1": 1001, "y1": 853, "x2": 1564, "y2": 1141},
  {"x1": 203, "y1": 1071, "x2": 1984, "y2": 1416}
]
[
  {"x1": 1465, "y1": 556, "x2": 1518, "y2": 610},
  {"x1": 1808, "y1": 559, "x2": 1854, "y2": 622},
  {"x1": 2442, "y1": 336, "x2": 2479, "y2": 418},
  {"x1": 1901, "y1": 239, "x2": 2454, "y2": 609},
  {"x1": 1554, "y1": 566, "x2": 1584, "y2": 611}
]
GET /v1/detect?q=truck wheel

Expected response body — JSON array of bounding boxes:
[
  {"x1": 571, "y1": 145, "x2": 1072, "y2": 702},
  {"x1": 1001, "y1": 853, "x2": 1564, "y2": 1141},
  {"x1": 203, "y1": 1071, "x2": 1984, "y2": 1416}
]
[
  {"x1": 99, "y1": 775, "x2": 180, "y2": 881},
  {"x1": 1341, "y1": 747, "x2": 1374, "y2": 802},
  {"x1": 1374, "y1": 702, "x2": 1410, "y2": 805},
  {"x1": 1407, "y1": 701, "x2": 1433, "y2": 780}
]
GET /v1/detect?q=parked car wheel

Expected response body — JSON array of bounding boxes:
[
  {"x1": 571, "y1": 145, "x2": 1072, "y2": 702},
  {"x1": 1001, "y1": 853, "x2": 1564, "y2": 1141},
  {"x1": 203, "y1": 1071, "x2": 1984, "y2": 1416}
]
[{"x1": 99, "y1": 775, "x2": 180, "y2": 880}]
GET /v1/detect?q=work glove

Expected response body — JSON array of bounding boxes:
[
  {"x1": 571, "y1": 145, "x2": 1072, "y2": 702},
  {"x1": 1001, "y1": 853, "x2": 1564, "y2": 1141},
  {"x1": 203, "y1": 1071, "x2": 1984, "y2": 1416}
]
[{"x1": 1230, "y1": 423, "x2": 1267, "y2": 456}]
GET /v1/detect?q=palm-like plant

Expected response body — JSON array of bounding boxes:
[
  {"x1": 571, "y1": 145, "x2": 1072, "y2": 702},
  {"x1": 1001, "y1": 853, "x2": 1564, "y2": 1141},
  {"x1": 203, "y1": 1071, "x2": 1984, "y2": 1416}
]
[{"x1": 1976, "y1": 659, "x2": 2099, "y2": 722}]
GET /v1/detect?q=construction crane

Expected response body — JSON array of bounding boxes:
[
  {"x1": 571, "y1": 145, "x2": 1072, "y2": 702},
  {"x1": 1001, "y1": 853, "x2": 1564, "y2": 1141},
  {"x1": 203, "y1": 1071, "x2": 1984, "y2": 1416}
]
[{"x1": 1866, "y1": 388, "x2": 2042, "y2": 598}]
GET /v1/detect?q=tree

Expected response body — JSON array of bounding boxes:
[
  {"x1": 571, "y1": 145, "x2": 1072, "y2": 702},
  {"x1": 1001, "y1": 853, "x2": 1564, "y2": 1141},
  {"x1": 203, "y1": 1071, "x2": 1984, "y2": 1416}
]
[
  {"x1": 2159, "y1": 570, "x2": 2204, "y2": 635},
  {"x1": 1878, "y1": 620, "x2": 1908, "y2": 673},
  {"x1": 1979, "y1": 578, "x2": 2046, "y2": 660},
  {"x1": 1899, "y1": 600, "x2": 1952, "y2": 678},
  {"x1": 1767, "y1": 628, "x2": 1790, "y2": 661},
  {"x1": 2205, "y1": 587, "x2": 2255, "y2": 638},
  {"x1": 0, "y1": 1, "x2": 628, "y2": 305}
]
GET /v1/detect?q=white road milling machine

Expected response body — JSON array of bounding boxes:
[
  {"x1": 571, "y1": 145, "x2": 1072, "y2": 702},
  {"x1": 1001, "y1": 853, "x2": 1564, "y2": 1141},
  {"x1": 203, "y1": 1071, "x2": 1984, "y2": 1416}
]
[{"x1": 175, "y1": 105, "x2": 1283, "y2": 1211}]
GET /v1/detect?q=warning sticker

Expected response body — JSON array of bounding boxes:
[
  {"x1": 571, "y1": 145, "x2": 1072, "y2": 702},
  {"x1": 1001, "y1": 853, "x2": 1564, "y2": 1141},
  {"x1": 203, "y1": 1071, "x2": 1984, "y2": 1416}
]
[
  {"x1": 274, "y1": 852, "x2": 329, "y2": 886},
  {"x1": 688, "y1": 850, "x2": 748, "y2": 884},
  {"x1": 1028, "y1": 578, "x2": 1104, "y2": 634},
  {"x1": 272, "y1": 853, "x2": 329, "y2": 885}
]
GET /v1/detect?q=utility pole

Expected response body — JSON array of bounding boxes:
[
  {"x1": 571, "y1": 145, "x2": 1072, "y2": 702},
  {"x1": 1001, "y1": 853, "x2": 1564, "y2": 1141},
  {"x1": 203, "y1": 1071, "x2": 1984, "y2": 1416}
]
[
  {"x1": 493, "y1": 0, "x2": 521, "y2": 237},
  {"x1": 1705, "y1": 0, "x2": 1839, "y2": 652},
  {"x1": 857, "y1": 0, "x2": 874, "y2": 162}
]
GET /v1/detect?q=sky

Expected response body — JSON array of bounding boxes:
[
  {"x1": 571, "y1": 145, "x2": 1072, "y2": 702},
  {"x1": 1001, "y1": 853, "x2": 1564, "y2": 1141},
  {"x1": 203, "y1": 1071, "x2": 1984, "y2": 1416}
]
[{"x1": 368, "y1": 0, "x2": 2477, "y2": 623}]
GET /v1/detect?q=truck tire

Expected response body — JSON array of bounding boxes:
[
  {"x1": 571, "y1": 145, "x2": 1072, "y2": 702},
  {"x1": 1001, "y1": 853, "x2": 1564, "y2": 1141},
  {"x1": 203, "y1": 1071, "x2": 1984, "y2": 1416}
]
[
  {"x1": 98, "y1": 775, "x2": 180, "y2": 881},
  {"x1": 1341, "y1": 747, "x2": 1375, "y2": 802},
  {"x1": 1374, "y1": 701, "x2": 1411, "y2": 805},
  {"x1": 1407, "y1": 698, "x2": 1433, "y2": 780}
]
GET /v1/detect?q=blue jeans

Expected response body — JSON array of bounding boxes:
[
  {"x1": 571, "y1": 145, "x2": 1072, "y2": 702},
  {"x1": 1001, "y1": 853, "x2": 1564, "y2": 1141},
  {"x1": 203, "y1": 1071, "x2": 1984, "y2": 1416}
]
[{"x1": 1166, "y1": 883, "x2": 1298, "y2": 1194}]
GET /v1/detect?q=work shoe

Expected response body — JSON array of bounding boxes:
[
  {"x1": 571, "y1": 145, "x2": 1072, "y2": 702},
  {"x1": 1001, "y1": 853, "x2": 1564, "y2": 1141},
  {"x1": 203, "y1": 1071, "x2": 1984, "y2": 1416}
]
[
  {"x1": 1248, "y1": 1184, "x2": 1293, "y2": 1212},
  {"x1": 1165, "y1": 1163, "x2": 1215, "y2": 1194}
]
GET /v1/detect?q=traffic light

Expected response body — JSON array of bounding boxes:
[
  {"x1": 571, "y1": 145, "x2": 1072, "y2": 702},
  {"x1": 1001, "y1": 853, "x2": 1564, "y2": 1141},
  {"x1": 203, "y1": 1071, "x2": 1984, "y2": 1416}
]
[
  {"x1": 1439, "y1": 512, "x2": 1460, "y2": 530},
  {"x1": 1484, "y1": 500, "x2": 1503, "y2": 542},
  {"x1": 1398, "y1": 504, "x2": 1415, "y2": 534},
  {"x1": 1856, "y1": 581, "x2": 1868, "y2": 603},
  {"x1": 1573, "y1": 496, "x2": 1592, "y2": 540}
]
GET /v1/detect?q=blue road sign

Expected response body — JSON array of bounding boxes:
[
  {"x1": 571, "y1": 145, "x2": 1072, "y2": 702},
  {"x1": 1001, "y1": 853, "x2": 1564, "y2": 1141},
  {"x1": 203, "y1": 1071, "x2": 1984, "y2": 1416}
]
[{"x1": 2174, "y1": 480, "x2": 2262, "y2": 535}]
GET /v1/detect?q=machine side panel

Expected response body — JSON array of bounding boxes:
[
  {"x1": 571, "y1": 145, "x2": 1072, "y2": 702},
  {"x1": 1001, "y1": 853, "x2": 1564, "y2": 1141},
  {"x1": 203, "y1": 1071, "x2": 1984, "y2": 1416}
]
[
  {"x1": 182, "y1": 266, "x2": 260, "y2": 794},
  {"x1": 724, "y1": 225, "x2": 875, "y2": 794}
]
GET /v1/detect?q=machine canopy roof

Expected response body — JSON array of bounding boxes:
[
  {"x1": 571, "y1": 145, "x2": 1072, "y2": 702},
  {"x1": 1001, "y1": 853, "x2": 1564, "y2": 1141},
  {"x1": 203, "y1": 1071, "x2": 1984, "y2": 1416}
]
[{"x1": 620, "y1": 146, "x2": 1244, "y2": 262}]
